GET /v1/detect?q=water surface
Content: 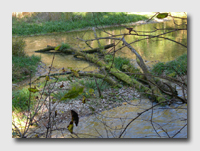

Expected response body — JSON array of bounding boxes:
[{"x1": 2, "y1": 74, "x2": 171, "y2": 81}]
[{"x1": 24, "y1": 19, "x2": 187, "y2": 70}]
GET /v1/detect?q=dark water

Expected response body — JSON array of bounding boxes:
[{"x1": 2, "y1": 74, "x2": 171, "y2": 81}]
[{"x1": 24, "y1": 19, "x2": 187, "y2": 71}]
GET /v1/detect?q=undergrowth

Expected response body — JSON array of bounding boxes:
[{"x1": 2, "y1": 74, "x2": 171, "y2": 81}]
[
  {"x1": 151, "y1": 53, "x2": 187, "y2": 77},
  {"x1": 12, "y1": 38, "x2": 41, "y2": 83},
  {"x1": 12, "y1": 87, "x2": 38, "y2": 113},
  {"x1": 12, "y1": 55, "x2": 41, "y2": 83}
]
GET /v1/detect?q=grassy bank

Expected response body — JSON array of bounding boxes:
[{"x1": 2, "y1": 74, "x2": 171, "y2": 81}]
[
  {"x1": 12, "y1": 38, "x2": 41, "y2": 83},
  {"x1": 151, "y1": 53, "x2": 187, "y2": 77},
  {"x1": 12, "y1": 87, "x2": 38, "y2": 113},
  {"x1": 12, "y1": 12, "x2": 150, "y2": 36}
]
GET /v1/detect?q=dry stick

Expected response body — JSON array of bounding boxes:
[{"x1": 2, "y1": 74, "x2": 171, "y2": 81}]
[
  {"x1": 99, "y1": 37, "x2": 123, "y2": 88},
  {"x1": 150, "y1": 91, "x2": 161, "y2": 138},
  {"x1": 163, "y1": 82, "x2": 186, "y2": 104},
  {"x1": 46, "y1": 92, "x2": 52, "y2": 138},
  {"x1": 88, "y1": 27, "x2": 187, "y2": 54},
  {"x1": 92, "y1": 12, "x2": 115, "y2": 37},
  {"x1": 94, "y1": 76, "x2": 102, "y2": 98},
  {"x1": 172, "y1": 123, "x2": 187, "y2": 138},
  {"x1": 165, "y1": 65, "x2": 187, "y2": 88},
  {"x1": 22, "y1": 70, "x2": 32, "y2": 137},
  {"x1": 118, "y1": 100, "x2": 168, "y2": 138},
  {"x1": 22, "y1": 53, "x2": 56, "y2": 138},
  {"x1": 152, "y1": 121, "x2": 171, "y2": 138},
  {"x1": 91, "y1": 27, "x2": 120, "y2": 88},
  {"x1": 94, "y1": 128, "x2": 103, "y2": 138},
  {"x1": 95, "y1": 113, "x2": 126, "y2": 131},
  {"x1": 77, "y1": 32, "x2": 184, "y2": 101},
  {"x1": 99, "y1": 117, "x2": 110, "y2": 138},
  {"x1": 117, "y1": 71, "x2": 186, "y2": 88},
  {"x1": 76, "y1": 39, "x2": 119, "y2": 72},
  {"x1": 12, "y1": 122, "x2": 22, "y2": 138},
  {"x1": 121, "y1": 37, "x2": 152, "y2": 82},
  {"x1": 34, "y1": 53, "x2": 56, "y2": 114},
  {"x1": 146, "y1": 12, "x2": 160, "y2": 22},
  {"x1": 144, "y1": 76, "x2": 186, "y2": 104},
  {"x1": 163, "y1": 65, "x2": 187, "y2": 103},
  {"x1": 158, "y1": 36, "x2": 187, "y2": 48},
  {"x1": 45, "y1": 74, "x2": 60, "y2": 138},
  {"x1": 169, "y1": 14, "x2": 187, "y2": 20},
  {"x1": 92, "y1": 27, "x2": 102, "y2": 48},
  {"x1": 170, "y1": 14, "x2": 187, "y2": 26},
  {"x1": 78, "y1": 28, "x2": 186, "y2": 43}
]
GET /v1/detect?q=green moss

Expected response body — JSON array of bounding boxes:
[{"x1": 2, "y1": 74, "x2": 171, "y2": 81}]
[
  {"x1": 113, "y1": 56, "x2": 132, "y2": 71},
  {"x1": 167, "y1": 72, "x2": 176, "y2": 77}
]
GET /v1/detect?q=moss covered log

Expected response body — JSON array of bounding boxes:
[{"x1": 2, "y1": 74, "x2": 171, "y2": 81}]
[
  {"x1": 34, "y1": 42, "x2": 166, "y2": 103},
  {"x1": 35, "y1": 43, "x2": 115, "y2": 54}
]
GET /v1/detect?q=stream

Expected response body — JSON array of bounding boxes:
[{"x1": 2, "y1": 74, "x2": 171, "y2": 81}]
[
  {"x1": 20, "y1": 19, "x2": 187, "y2": 138},
  {"x1": 24, "y1": 19, "x2": 187, "y2": 70},
  {"x1": 51, "y1": 99, "x2": 187, "y2": 138}
]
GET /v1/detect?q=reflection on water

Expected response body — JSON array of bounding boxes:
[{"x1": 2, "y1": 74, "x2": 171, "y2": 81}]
[{"x1": 24, "y1": 19, "x2": 187, "y2": 70}]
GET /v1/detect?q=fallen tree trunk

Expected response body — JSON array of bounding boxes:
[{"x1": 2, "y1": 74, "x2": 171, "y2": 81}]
[
  {"x1": 69, "y1": 47, "x2": 153, "y2": 95},
  {"x1": 35, "y1": 43, "x2": 115, "y2": 54},
  {"x1": 32, "y1": 71, "x2": 122, "y2": 88},
  {"x1": 35, "y1": 46, "x2": 56, "y2": 52},
  {"x1": 33, "y1": 42, "x2": 167, "y2": 103},
  {"x1": 121, "y1": 37, "x2": 166, "y2": 103},
  {"x1": 34, "y1": 43, "x2": 162, "y2": 100}
]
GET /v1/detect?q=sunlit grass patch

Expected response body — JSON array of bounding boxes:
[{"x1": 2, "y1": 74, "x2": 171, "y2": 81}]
[{"x1": 12, "y1": 87, "x2": 39, "y2": 113}]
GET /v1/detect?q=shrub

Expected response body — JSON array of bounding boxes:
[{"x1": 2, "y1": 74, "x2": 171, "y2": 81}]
[
  {"x1": 151, "y1": 62, "x2": 166, "y2": 76},
  {"x1": 12, "y1": 38, "x2": 26, "y2": 56},
  {"x1": 151, "y1": 54, "x2": 187, "y2": 77},
  {"x1": 12, "y1": 55, "x2": 41, "y2": 83},
  {"x1": 105, "y1": 55, "x2": 132, "y2": 71}
]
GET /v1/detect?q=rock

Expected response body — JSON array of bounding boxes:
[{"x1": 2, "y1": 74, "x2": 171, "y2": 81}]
[{"x1": 128, "y1": 95, "x2": 133, "y2": 100}]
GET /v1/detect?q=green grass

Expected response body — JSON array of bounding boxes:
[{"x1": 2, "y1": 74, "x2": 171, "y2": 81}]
[
  {"x1": 105, "y1": 55, "x2": 141, "y2": 79},
  {"x1": 151, "y1": 53, "x2": 187, "y2": 77},
  {"x1": 12, "y1": 55, "x2": 41, "y2": 83},
  {"x1": 105, "y1": 55, "x2": 131, "y2": 70},
  {"x1": 12, "y1": 38, "x2": 41, "y2": 83},
  {"x1": 12, "y1": 87, "x2": 39, "y2": 112},
  {"x1": 78, "y1": 77, "x2": 110, "y2": 91},
  {"x1": 12, "y1": 12, "x2": 149, "y2": 36},
  {"x1": 12, "y1": 38, "x2": 26, "y2": 56},
  {"x1": 50, "y1": 77, "x2": 111, "y2": 101}
]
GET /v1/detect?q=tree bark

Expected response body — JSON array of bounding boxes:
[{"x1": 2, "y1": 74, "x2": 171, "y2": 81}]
[{"x1": 35, "y1": 43, "x2": 115, "y2": 54}]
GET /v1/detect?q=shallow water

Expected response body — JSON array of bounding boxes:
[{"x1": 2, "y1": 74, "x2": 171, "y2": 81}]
[
  {"x1": 50, "y1": 99, "x2": 187, "y2": 138},
  {"x1": 23, "y1": 19, "x2": 187, "y2": 71}
]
